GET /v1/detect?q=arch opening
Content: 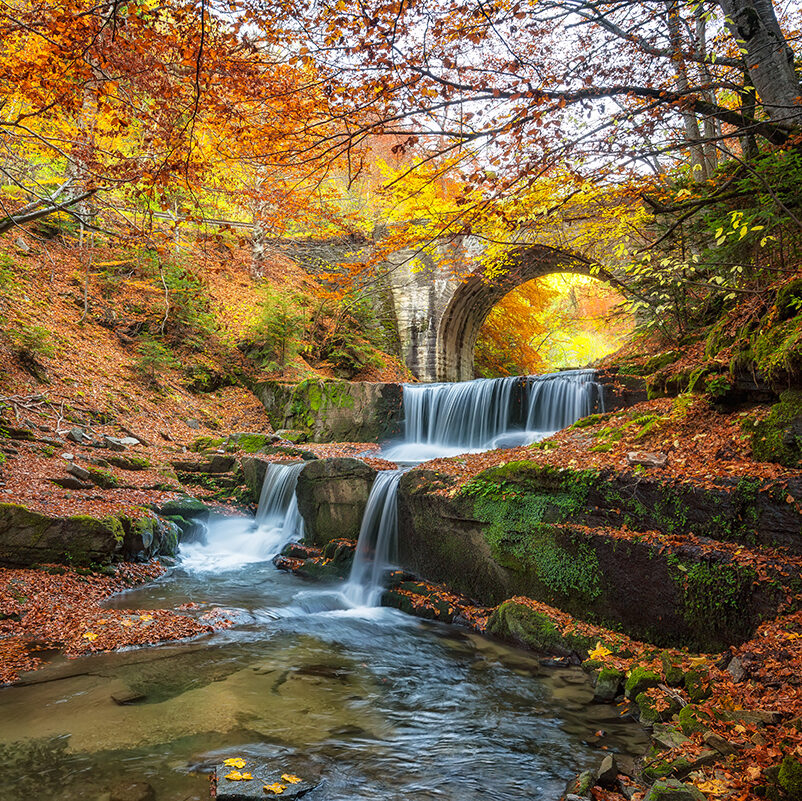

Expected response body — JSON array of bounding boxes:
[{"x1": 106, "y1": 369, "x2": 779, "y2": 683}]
[
  {"x1": 434, "y1": 245, "x2": 632, "y2": 381},
  {"x1": 474, "y1": 274, "x2": 633, "y2": 378}
]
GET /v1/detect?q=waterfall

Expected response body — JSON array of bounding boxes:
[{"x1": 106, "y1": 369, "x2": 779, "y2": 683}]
[
  {"x1": 180, "y1": 461, "x2": 305, "y2": 571},
  {"x1": 385, "y1": 369, "x2": 603, "y2": 459},
  {"x1": 343, "y1": 469, "x2": 404, "y2": 607},
  {"x1": 255, "y1": 461, "x2": 305, "y2": 540}
]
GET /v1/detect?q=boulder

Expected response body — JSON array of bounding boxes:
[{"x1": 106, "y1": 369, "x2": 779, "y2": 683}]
[
  {"x1": 254, "y1": 378, "x2": 403, "y2": 442},
  {"x1": 170, "y1": 454, "x2": 235, "y2": 474},
  {"x1": 593, "y1": 667, "x2": 624, "y2": 702},
  {"x1": 67, "y1": 463, "x2": 91, "y2": 481},
  {"x1": 644, "y1": 780, "x2": 705, "y2": 801},
  {"x1": 296, "y1": 458, "x2": 378, "y2": 545},
  {"x1": 0, "y1": 503, "x2": 125, "y2": 566}
]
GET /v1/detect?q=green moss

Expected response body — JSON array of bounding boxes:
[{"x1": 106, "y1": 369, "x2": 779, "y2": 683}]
[
  {"x1": 189, "y1": 436, "x2": 225, "y2": 452},
  {"x1": 570, "y1": 413, "x2": 605, "y2": 429},
  {"x1": 683, "y1": 667, "x2": 712, "y2": 703},
  {"x1": 636, "y1": 689, "x2": 681, "y2": 726},
  {"x1": 779, "y1": 755, "x2": 802, "y2": 800},
  {"x1": 678, "y1": 704, "x2": 707, "y2": 736},
  {"x1": 746, "y1": 390, "x2": 802, "y2": 468},
  {"x1": 625, "y1": 666, "x2": 661, "y2": 699},
  {"x1": 486, "y1": 599, "x2": 596, "y2": 654},
  {"x1": 751, "y1": 316, "x2": 802, "y2": 381},
  {"x1": 107, "y1": 455, "x2": 150, "y2": 471},
  {"x1": 235, "y1": 433, "x2": 270, "y2": 453},
  {"x1": 668, "y1": 556, "x2": 757, "y2": 646},
  {"x1": 86, "y1": 467, "x2": 122, "y2": 489}
]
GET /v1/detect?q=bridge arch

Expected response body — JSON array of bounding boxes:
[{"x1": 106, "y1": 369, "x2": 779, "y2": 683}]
[{"x1": 435, "y1": 244, "x2": 621, "y2": 382}]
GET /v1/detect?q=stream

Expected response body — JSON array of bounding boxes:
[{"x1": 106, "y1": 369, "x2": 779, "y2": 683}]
[{"x1": 0, "y1": 371, "x2": 649, "y2": 800}]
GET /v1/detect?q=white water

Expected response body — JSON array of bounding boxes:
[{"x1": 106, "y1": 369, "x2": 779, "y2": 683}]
[
  {"x1": 343, "y1": 469, "x2": 404, "y2": 607},
  {"x1": 384, "y1": 369, "x2": 602, "y2": 461},
  {"x1": 180, "y1": 461, "x2": 305, "y2": 571}
]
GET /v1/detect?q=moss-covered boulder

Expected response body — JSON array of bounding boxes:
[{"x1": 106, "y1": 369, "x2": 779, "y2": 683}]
[
  {"x1": 296, "y1": 458, "x2": 378, "y2": 546},
  {"x1": 746, "y1": 390, "x2": 802, "y2": 468},
  {"x1": 0, "y1": 503, "x2": 126, "y2": 566},
  {"x1": 779, "y1": 755, "x2": 802, "y2": 801},
  {"x1": 625, "y1": 667, "x2": 661, "y2": 699},
  {"x1": 106, "y1": 455, "x2": 150, "y2": 471},
  {"x1": 486, "y1": 598, "x2": 596, "y2": 656},
  {"x1": 643, "y1": 779, "x2": 705, "y2": 801},
  {"x1": 594, "y1": 667, "x2": 624, "y2": 702},
  {"x1": 254, "y1": 378, "x2": 403, "y2": 442}
]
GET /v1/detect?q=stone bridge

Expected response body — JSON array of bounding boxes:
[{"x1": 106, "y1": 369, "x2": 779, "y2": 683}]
[{"x1": 378, "y1": 237, "x2": 623, "y2": 382}]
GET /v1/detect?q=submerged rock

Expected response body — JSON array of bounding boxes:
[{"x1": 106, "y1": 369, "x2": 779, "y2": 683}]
[{"x1": 215, "y1": 762, "x2": 322, "y2": 800}]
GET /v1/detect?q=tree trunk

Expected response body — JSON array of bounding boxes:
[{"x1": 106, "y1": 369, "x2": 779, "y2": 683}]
[{"x1": 717, "y1": 0, "x2": 802, "y2": 127}]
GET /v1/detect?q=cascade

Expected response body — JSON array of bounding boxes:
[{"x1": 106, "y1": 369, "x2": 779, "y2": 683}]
[
  {"x1": 386, "y1": 369, "x2": 603, "y2": 459},
  {"x1": 343, "y1": 469, "x2": 404, "y2": 607},
  {"x1": 348, "y1": 370, "x2": 603, "y2": 602},
  {"x1": 180, "y1": 461, "x2": 305, "y2": 570}
]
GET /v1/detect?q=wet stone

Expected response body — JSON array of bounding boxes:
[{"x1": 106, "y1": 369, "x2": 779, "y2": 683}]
[{"x1": 215, "y1": 763, "x2": 322, "y2": 800}]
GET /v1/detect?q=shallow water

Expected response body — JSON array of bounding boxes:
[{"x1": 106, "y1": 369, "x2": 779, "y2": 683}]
[{"x1": 0, "y1": 532, "x2": 648, "y2": 801}]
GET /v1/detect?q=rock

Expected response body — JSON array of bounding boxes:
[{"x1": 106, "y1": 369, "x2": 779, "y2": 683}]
[
  {"x1": 109, "y1": 782, "x2": 156, "y2": 801},
  {"x1": 564, "y1": 770, "x2": 596, "y2": 799},
  {"x1": 296, "y1": 458, "x2": 378, "y2": 545},
  {"x1": 677, "y1": 705, "x2": 708, "y2": 736},
  {"x1": 62, "y1": 453, "x2": 74, "y2": 461},
  {"x1": 652, "y1": 723, "x2": 690, "y2": 750},
  {"x1": 15, "y1": 236, "x2": 31, "y2": 253},
  {"x1": 636, "y1": 689, "x2": 681, "y2": 726},
  {"x1": 51, "y1": 476, "x2": 92, "y2": 490},
  {"x1": 593, "y1": 667, "x2": 624, "y2": 702},
  {"x1": 727, "y1": 656, "x2": 747, "y2": 683},
  {"x1": 703, "y1": 731, "x2": 738, "y2": 756},
  {"x1": 254, "y1": 378, "x2": 403, "y2": 442},
  {"x1": 274, "y1": 429, "x2": 309, "y2": 444},
  {"x1": 120, "y1": 436, "x2": 140, "y2": 446},
  {"x1": 683, "y1": 668, "x2": 711, "y2": 702},
  {"x1": 624, "y1": 667, "x2": 661, "y2": 699},
  {"x1": 215, "y1": 762, "x2": 321, "y2": 800},
  {"x1": 66, "y1": 427, "x2": 89, "y2": 443},
  {"x1": 643, "y1": 779, "x2": 705, "y2": 801},
  {"x1": 103, "y1": 436, "x2": 128, "y2": 452},
  {"x1": 779, "y1": 756, "x2": 802, "y2": 800},
  {"x1": 597, "y1": 754, "x2": 618, "y2": 788},
  {"x1": 626, "y1": 451, "x2": 668, "y2": 468},
  {"x1": 170, "y1": 454, "x2": 236, "y2": 474},
  {"x1": 661, "y1": 652, "x2": 684, "y2": 686},
  {"x1": 68, "y1": 463, "x2": 91, "y2": 481},
  {"x1": 111, "y1": 688, "x2": 147, "y2": 705},
  {"x1": 155, "y1": 497, "x2": 210, "y2": 521},
  {"x1": 185, "y1": 418, "x2": 200, "y2": 430},
  {"x1": 107, "y1": 455, "x2": 150, "y2": 471},
  {"x1": 227, "y1": 432, "x2": 272, "y2": 453}
]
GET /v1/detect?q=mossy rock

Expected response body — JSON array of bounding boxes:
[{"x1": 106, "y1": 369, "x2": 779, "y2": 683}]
[
  {"x1": 636, "y1": 689, "x2": 681, "y2": 726},
  {"x1": 228, "y1": 432, "x2": 272, "y2": 453},
  {"x1": 486, "y1": 599, "x2": 596, "y2": 656},
  {"x1": 594, "y1": 666, "x2": 624, "y2": 702},
  {"x1": 661, "y1": 652, "x2": 684, "y2": 686},
  {"x1": 625, "y1": 667, "x2": 661, "y2": 699},
  {"x1": 643, "y1": 779, "x2": 705, "y2": 801},
  {"x1": 746, "y1": 390, "x2": 802, "y2": 468},
  {"x1": 683, "y1": 668, "x2": 712, "y2": 703},
  {"x1": 155, "y1": 497, "x2": 210, "y2": 521},
  {"x1": 677, "y1": 704, "x2": 708, "y2": 736},
  {"x1": 189, "y1": 436, "x2": 225, "y2": 452},
  {"x1": 107, "y1": 455, "x2": 150, "y2": 471},
  {"x1": 86, "y1": 467, "x2": 122, "y2": 489},
  {"x1": 779, "y1": 755, "x2": 802, "y2": 801}
]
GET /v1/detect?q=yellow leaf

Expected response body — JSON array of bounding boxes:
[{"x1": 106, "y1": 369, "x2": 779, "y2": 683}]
[
  {"x1": 738, "y1": 225, "x2": 748, "y2": 240},
  {"x1": 225, "y1": 771, "x2": 252, "y2": 781},
  {"x1": 263, "y1": 783, "x2": 286, "y2": 794},
  {"x1": 688, "y1": 656, "x2": 708, "y2": 667},
  {"x1": 139, "y1": 614, "x2": 153, "y2": 621},
  {"x1": 281, "y1": 774, "x2": 302, "y2": 784},
  {"x1": 82, "y1": 631, "x2": 98, "y2": 641},
  {"x1": 224, "y1": 758, "x2": 247, "y2": 769},
  {"x1": 588, "y1": 641, "x2": 612, "y2": 660}
]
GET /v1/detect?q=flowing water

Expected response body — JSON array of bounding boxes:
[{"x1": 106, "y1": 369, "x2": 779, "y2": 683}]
[
  {"x1": 385, "y1": 369, "x2": 602, "y2": 461},
  {"x1": 0, "y1": 371, "x2": 645, "y2": 801}
]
